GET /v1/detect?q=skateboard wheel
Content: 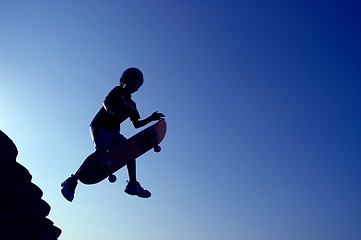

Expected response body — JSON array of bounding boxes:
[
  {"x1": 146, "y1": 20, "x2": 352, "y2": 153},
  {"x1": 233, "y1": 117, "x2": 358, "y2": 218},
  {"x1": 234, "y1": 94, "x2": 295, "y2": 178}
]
[
  {"x1": 154, "y1": 145, "x2": 161, "y2": 152},
  {"x1": 108, "y1": 174, "x2": 117, "y2": 183}
]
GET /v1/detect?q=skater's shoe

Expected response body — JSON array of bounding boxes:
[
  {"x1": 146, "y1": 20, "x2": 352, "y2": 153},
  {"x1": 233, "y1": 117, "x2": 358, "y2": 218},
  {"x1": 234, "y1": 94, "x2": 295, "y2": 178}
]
[
  {"x1": 61, "y1": 175, "x2": 78, "y2": 202},
  {"x1": 124, "y1": 181, "x2": 151, "y2": 198}
]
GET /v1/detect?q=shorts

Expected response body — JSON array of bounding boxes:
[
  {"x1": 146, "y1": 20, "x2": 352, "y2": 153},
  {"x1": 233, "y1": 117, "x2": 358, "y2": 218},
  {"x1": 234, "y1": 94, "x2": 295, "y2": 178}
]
[{"x1": 89, "y1": 126, "x2": 127, "y2": 151}]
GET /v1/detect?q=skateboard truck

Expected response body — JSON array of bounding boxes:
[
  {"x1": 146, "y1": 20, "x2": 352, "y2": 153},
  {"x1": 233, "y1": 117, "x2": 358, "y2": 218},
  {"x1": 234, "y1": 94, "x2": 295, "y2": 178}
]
[
  {"x1": 102, "y1": 159, "x2": 117, "y2": 183},
  {"x1": 151, "y1": 131, "x2": 161, "y2": 152}
]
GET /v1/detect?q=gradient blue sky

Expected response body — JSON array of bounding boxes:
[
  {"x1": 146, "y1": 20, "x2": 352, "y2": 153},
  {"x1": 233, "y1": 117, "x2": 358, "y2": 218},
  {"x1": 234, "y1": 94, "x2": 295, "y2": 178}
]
[{"x1": 1, "y1": 1, "x2": 361, "y2": 239}]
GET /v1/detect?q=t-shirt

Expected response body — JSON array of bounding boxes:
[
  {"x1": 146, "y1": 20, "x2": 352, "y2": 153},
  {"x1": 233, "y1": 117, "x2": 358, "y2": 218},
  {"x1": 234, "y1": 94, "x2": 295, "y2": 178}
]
[{"x1": 90, "y1": 86, "x2": 140, "y2": 131}]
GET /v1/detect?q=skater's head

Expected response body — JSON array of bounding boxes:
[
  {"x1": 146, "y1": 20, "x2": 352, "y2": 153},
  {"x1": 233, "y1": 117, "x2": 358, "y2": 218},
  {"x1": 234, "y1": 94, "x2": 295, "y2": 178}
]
[{"x1": 119, "y1": 67, "x2": 144, "y2": 94}]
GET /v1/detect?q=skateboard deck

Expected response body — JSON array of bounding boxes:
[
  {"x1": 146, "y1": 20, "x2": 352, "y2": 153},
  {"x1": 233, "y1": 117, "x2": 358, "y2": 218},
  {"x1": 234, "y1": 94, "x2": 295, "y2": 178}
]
[{"x1": 78, "y1": 120, "x2": 167, "y2": 185}]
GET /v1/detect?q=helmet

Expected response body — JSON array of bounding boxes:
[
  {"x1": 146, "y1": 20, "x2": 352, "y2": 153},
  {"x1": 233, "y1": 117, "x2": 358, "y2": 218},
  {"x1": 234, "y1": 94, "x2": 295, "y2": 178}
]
[{"x1": 119, "y1": 67, "x2": 144, "y2": 86}]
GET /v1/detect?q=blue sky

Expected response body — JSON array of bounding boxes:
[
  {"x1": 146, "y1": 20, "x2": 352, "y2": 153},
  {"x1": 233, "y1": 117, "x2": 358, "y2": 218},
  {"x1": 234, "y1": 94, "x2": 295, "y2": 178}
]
[{"x1": 1, "y1": 1, "x2": 361, "y2": 239}]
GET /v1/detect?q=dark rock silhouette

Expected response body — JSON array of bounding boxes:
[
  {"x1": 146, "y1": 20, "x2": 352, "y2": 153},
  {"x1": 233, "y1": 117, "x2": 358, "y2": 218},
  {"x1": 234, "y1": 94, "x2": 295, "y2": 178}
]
[{"x1": 0, "y1": 130, "x2": 62, "y2": 240}]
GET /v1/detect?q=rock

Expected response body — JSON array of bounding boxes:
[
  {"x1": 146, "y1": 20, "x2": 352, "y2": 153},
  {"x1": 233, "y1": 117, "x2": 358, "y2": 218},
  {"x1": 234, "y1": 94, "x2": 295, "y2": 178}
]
[{"x1": 0, "y1": 130, "x2": 62, "y2": 240}]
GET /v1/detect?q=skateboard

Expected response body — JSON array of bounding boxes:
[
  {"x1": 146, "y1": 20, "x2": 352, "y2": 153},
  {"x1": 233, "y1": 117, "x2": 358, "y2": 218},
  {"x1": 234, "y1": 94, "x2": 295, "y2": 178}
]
[{"x1": 78, "y1": 120, "x2": 167, "y2": 185}]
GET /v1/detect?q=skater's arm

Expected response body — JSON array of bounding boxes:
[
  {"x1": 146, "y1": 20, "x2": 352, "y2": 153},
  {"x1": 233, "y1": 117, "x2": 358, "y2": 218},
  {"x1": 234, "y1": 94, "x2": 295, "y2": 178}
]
[
  {"x1": 132, "y1": 112, "x2": 165, "y2": 129},
  {"x1": 103, "y1": 96, "x2": 136, "y2": 115}
]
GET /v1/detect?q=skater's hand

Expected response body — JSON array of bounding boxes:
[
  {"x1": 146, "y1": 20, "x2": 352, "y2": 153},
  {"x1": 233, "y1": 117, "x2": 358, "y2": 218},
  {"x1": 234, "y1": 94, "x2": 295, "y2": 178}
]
[{"x1": 150, "y1": 111, "x2": 165, "y2": 121}]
